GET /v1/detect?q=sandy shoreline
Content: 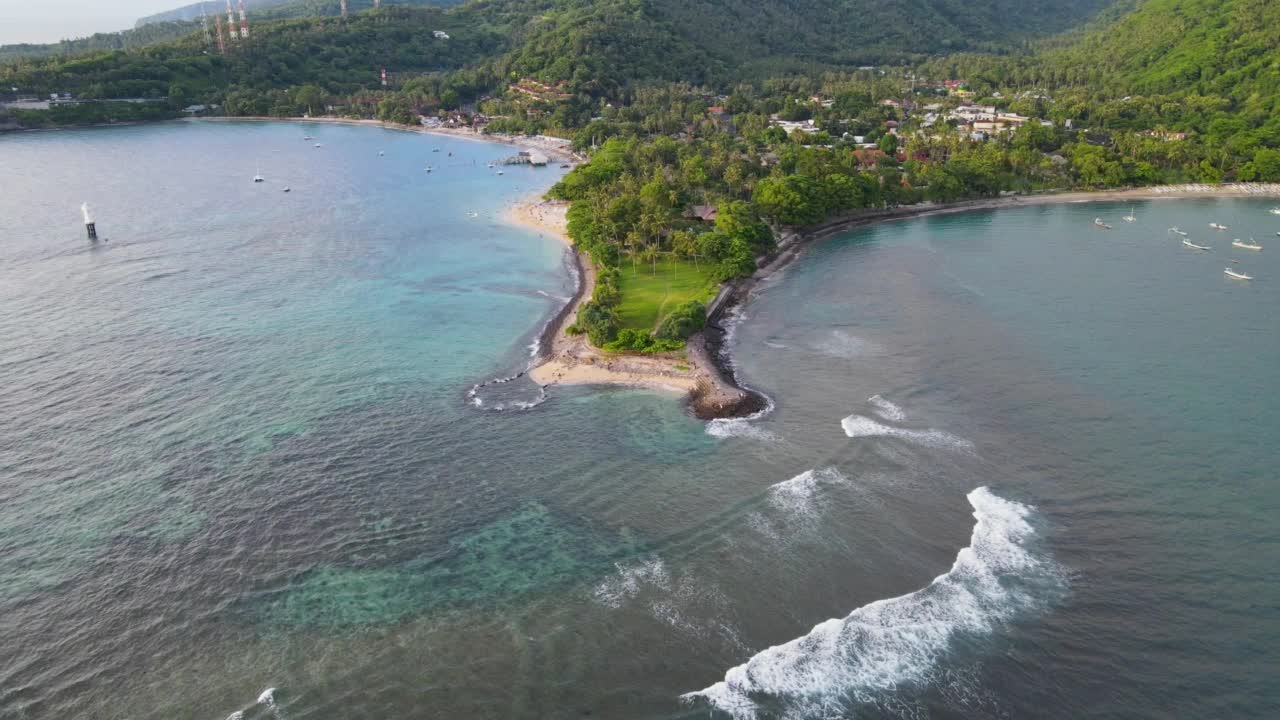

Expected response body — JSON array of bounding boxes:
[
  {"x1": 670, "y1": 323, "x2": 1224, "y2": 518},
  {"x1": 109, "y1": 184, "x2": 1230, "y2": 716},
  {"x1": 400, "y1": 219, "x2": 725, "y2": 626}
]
[
  {"x1": 186, "y1": 115, "x2": 580, "y2": 163},
  {"x1": 178, "y1": 118, "x2": 1280, "y2": 416}
]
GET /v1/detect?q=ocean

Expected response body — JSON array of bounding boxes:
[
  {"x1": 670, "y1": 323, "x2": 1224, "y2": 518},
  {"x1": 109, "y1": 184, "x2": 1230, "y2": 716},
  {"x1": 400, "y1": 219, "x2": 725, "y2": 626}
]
[{"x1": 1, "y1": 122, "x2": 1276, "y2": 719}]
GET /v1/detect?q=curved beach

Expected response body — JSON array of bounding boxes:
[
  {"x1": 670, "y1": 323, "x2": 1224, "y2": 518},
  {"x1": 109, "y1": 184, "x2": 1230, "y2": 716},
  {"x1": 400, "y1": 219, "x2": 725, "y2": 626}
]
[{"x1": 520, "y1": 183, "x2": 1280, "y2": 419}]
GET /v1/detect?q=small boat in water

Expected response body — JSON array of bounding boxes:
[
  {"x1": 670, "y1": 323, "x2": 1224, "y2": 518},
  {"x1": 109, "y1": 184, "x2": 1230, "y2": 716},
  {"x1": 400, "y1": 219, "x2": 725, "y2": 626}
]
[
  {"x1": 1224, "y1": 267, "x2": 1253, "y2": 280},
  {"x1": 1123, "y1": 206, "x2": 1136, "y2": 223},
  {"x1": 253, "y1": 164, "x2": 264, "y2": 183},
  {"x1": 314, "y1": 143, "x2": 323, "y2": 148},
  {"x1": 1094, "y1": 218, "x2": 1112, "y2": 229},
  {"x1": 379, "y1": 151, "x2": 385, "y2": 156},
  {"x1": 1269, "y1": 207, "x2": 1280, "y2": 216},
  {"x1": 1169, "y1": 226, "x2": 1188, "y2": 236},
  {"x1": 282, "y1": 187, "x2": 291, "y2": 193},
  {"x1": 304, "y1": 135, "x2": 313, "y2": 141},
  {"x1": 1183, "y1": 239, "x2": 1211, "y2": 251},
  {"x1": 1209, "y1": 222, "x2": 1228, "y2": 231},
  {"x1": 1233, "y1": 238, "x2": 1263, "y2": 251}
]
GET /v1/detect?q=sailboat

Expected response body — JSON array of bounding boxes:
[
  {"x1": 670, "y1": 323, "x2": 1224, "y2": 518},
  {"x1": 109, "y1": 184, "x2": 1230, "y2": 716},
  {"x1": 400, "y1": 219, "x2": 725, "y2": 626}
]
[
  {"x1": 253, "y1": 164, "x2": 264, "y2": 183},
  {"x1": 1232, "y1": 238, "x2": 1263, "y2": 251},
  {"x1": 1123, "y1": 205, "x2": 1136, "y2": 222},
  {"x1": 1182, "y1": 239, "x2": 1211, "y2": 251},
  {"x1": 1224, "y1": 267, "x2": 1253, "y2": 280}
]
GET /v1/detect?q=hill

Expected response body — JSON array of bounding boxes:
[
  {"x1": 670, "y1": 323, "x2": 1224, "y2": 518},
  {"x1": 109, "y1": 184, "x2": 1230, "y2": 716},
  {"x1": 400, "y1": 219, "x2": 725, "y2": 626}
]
[{"x1": 136, "y1": 0, "x2": 469, "y2": 27}]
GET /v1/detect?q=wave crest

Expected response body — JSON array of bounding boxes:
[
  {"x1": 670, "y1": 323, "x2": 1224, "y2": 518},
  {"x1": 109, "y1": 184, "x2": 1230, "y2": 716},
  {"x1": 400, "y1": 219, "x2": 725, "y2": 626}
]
[
  {"x1": 683, "y1": 487, "x2": 1062, "y2": 719},
  {"x1": 841, "y1": 414, "x2": 973, "y2": 451},
  {"x1": 868, "y1": 394, "x2": 906, "y2": 422}
]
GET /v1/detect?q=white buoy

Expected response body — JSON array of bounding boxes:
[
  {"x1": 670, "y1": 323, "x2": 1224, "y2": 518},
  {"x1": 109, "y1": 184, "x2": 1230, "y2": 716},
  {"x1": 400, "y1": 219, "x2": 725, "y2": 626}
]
[{"x1": 81, "y1": 202, "x2": 98, "y2": 240}]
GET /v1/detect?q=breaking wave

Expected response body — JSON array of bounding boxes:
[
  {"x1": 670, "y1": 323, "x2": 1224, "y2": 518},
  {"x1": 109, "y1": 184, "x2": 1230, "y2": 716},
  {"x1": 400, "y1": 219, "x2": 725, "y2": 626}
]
[
  {"x1": 592, "y1": 557, "x2": 671, "y2": 609},
  {"x1": 841, "y1": 414, "x2": 974, "y2": 451},
  {"x1": 868, "y1": 394, "x2": 906, "y2": 422},
  {"x1": 706, "y1": 417, "x2": 779, "y2": 441},
  {"x1": 764, "y1": 468, "x2": 848, "y2": 522},
  {"x1": 683, "y1": 488, "x2": 1062, "y2": 719},
  {"x1": 223, "y1": 687, "x2": 281, "y2": 720}
]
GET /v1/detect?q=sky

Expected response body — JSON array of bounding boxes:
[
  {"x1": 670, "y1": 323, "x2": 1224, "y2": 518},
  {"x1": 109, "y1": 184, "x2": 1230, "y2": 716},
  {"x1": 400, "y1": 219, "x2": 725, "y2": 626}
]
[{"x1": 0, "y1": 0, "x2": 184, "y2": 45}]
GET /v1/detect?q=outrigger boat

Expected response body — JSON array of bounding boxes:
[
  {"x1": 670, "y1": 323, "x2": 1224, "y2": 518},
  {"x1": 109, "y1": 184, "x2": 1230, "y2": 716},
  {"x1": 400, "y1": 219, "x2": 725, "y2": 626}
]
[
  {"x1": 1183, "y1": 239, "x2": 1211, "y2": 251},
  {"x1": 1224, "y1": 267, "x2": 1253, "y2": 280},
  {"x1": 1232, "y1": 238, "x2": 1263, "y2": 251},
  {"x1": 1169, "y1": 226, "x2": 1188, "y2": 236}
]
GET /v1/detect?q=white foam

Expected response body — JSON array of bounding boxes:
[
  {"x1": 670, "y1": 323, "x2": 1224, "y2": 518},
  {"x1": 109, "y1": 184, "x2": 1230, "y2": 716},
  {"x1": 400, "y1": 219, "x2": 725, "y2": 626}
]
[
  {"x1": 257, "y1": 688, "x2": 277, "y2": 706},
  {"x1": 765, "y1": 468, "x2": 848, "y2": 522},
  {"x1": 592, "y1": 557, "x2": 670, "y2": 609},
  {"x1": 868, "y1": 394, "x2": 906, "y2": 422},
  {"x1": 841, "y1": 415, "x2": 974, "y2": 451},
  {"x1": 683, "y1": 488, "x2": 1061, "y2": 719},
  {"x1": 225, "y1": 713, "x2": 243, "y2": 720},
  {"x1": 706, "y1": 418, "x2": 778, "y2": 441}
]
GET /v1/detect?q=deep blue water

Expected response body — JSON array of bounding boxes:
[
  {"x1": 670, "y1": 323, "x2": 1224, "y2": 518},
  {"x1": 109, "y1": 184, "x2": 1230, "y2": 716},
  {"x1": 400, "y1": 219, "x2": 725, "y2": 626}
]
[{"x1": 1, "y1": 123, "x2": 1277, "y2": 720}]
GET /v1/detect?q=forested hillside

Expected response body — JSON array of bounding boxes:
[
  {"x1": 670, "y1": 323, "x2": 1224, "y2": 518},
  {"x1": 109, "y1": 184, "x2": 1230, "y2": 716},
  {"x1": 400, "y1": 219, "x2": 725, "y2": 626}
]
[{"x1": 0, "y1": 21, "x2": 200, "y2": 64}]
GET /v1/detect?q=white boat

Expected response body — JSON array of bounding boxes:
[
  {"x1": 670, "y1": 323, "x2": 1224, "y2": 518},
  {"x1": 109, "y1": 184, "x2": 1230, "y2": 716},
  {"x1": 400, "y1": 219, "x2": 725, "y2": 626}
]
[
  {"x1": 1183, "y1": 239, "x2": 1211, "y2": 251},
  {"x1": 467, "y1": 212, "x2": 479, "y2": 218},
  {"x1": 1209, "y1": 222, "x2": 1228, "y2": 231},
  {"x1": 282, "y1": 187, "x2": 291, "y2": 193},
  {"x1": 304, "y1": 135, "x2": 313, "y2": 140},
  {"x1": 496, "y1": 170, "x2": 505, "y2": 176},
  {"x1": 253, "y1": 164, "x2": 264, "y2": 183},
  {"x1": 1224, "y1": 267, "x2": 1252, "y2": 280},
  {"x1": 1094, "y1": 217, "x2": 1112, "y2": 229},
  {"x1": 1269, "y1": 207, "x2": 1280, "y2": 216},
  {"x1": 1169, "y1": 226, "x2": 1188, "y2": 236},
  {"x1": 314, "y1": 143, "x2": 322, "y2": 148},
  {"x1": 1123, "y1": 206, "x2": 1136, "y2": 222},
  {"x1": 1232, "y1": 238, "x2": 1263, "y2": 250}
]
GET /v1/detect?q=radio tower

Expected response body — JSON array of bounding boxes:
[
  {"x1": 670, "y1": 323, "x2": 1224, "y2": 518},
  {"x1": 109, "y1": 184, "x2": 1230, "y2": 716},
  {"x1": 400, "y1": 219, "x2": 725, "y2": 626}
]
[
  {"x1": 238, "y1": 0, "x2": 249, "y2": 40},
  {"x1": 226, "y1": 0, "x2": 239, "y2": 41},
  {"x1": 340, "y1": 0, "x2": 348, "y2": 19},
  {"x1": 214, "y1": 12, "x2": 227, "y2": 54},
  {"x1": 200, "y1": 4, "x2": 212, "y2": 47}
]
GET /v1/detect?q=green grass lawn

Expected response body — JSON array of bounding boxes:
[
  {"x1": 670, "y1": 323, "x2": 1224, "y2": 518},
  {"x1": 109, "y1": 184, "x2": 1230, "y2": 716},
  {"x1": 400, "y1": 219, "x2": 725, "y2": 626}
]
[{"x1": 615, "y1": 258, "x2": 720, "y2": 332}]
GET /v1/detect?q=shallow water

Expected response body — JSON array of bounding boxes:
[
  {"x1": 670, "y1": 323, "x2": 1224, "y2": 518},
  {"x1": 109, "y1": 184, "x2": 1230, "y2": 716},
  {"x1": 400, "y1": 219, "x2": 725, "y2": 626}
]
[{"x1": 1, "y1": 123, "x2": 1277, "y2": 719}]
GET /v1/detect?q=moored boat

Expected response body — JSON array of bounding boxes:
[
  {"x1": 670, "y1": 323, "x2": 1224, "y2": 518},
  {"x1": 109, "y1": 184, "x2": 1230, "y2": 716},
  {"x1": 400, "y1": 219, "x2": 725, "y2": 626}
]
[
  {"x1": 1169, "y1": 226, "x2": 1188, "y2": 236},
  {"x1": 1183, "y1": 239, "x2": 1211, "y2": 251},
  {"x1": 1210, "y1": 222, "x2": 1228, "y2": 230},
  {"x1": 1224, "y1": 267, "x2": 1253, "y2": 280},
  {"x1": 1094, "y1": 217, "x2": 1112, "y2": 229},
  {"x1": 1232, "y1": 239, "x2": 1263, "y2": 251}
]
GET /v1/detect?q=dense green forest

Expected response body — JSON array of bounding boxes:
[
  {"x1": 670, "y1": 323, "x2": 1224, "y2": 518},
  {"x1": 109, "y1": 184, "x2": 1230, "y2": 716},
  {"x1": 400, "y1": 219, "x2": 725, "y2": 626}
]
[{"x1": 4, "y1": 0, "x2": 1277, "y2": 349}]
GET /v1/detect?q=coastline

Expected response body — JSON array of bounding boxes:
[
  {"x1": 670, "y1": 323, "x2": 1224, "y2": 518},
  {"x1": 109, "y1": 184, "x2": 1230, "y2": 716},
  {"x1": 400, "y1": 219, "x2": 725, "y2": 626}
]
[
  {"x1": 125, "y1": 118, "x2": 1280, "y2": 417},
  {"x1": 504, "y1": 193, "x2": 762, "y2": 416},
  {"x1": 526, "y1": 183, "x2": 1280, "y2": 420},
  {"x1": 185, "y1": 115, "x2": 580, "y2": 163}
]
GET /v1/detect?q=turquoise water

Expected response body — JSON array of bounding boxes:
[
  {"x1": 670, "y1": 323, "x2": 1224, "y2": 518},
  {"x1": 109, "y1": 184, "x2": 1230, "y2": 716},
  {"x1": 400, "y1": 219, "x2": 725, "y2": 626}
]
[{"x1": 1, "y1": 123, "x2": 1277, "y2": 719}]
